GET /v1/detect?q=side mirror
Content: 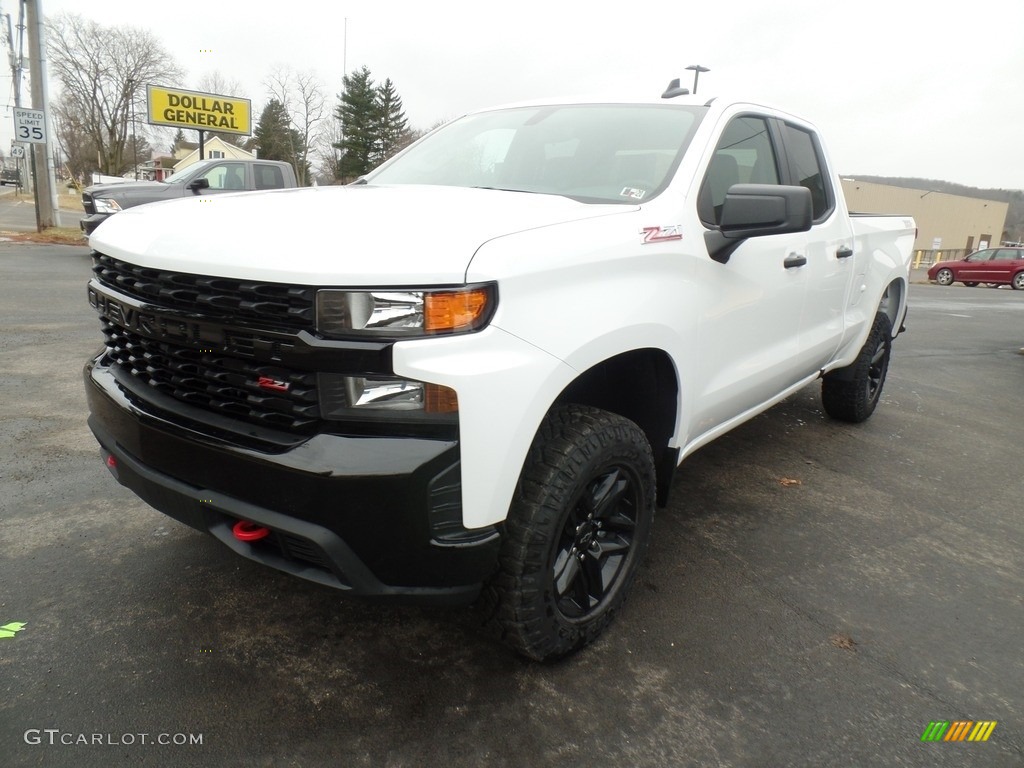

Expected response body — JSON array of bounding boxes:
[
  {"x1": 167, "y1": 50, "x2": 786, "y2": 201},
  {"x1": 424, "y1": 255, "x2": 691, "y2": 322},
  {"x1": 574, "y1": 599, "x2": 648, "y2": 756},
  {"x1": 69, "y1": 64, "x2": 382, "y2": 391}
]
[
  {"x1": 705, "y1": 184, "x2": 813, "y2": 263},
  {"x1": 187, "y1": 177, "x2": 210, "y2": 192}
]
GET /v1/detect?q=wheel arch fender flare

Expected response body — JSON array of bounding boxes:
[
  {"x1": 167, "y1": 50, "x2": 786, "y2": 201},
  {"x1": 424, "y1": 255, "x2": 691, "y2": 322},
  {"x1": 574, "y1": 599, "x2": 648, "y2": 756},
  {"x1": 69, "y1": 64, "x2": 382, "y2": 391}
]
[{"x1": 554, "y1": 346, "x2": 681, "y2": 506}]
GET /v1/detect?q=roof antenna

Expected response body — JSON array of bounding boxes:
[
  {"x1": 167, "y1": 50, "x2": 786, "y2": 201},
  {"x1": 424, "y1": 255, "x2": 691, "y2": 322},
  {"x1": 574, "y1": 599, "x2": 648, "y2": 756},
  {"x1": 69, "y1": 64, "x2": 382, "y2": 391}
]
[{"x1": 661, "y1": 78, "x2": 690, "y2": 99}]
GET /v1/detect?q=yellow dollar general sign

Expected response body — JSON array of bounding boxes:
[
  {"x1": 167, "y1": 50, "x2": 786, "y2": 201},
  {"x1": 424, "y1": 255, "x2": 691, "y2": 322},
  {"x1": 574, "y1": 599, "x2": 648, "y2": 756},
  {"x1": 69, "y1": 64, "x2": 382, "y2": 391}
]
[
  {"x1": 921, "y1": 721, "x2": 997, "y2": 742},
  {"x1": 146, "y1": 85, "x2": 251, "y2": 136}
]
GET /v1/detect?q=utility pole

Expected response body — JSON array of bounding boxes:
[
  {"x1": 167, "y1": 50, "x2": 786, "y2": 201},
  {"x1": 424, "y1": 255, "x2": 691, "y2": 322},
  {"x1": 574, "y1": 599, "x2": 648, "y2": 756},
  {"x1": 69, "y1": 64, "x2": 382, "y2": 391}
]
[
  {"x1": 5, "y1": 2, "x2": 28, "y2": 194},
  {"x1": 25, "y1": 0, "x2": 60, "y2": 229}
]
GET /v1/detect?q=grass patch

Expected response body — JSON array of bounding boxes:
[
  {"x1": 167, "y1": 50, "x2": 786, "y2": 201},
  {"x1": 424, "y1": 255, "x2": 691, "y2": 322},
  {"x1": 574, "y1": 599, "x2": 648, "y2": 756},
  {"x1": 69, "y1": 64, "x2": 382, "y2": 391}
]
[
  {"x1": 5, "y1": 189, "x2": 82, "y2": 212},
  {"x1": 0, "y1": 227, "x2": 87, "y2": 245},
  {"x1": 59, "y1": 191, "x2": 82, "y2": 211}
]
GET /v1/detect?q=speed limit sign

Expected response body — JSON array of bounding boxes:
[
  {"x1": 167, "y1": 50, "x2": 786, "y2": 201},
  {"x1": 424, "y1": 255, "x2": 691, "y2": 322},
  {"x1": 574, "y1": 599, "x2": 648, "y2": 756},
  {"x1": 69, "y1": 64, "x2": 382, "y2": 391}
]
[
  {"x1": 13, "y1": 108, "x2": 46, "y2": 144},
  {"x1": 10, "y1": 145, "x2": 25, "y2": 158}
]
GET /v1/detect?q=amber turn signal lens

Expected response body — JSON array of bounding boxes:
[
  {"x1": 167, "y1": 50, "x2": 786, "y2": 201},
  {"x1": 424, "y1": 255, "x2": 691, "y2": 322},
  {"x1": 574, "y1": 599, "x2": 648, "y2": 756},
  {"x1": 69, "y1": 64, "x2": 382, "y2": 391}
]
[
  {"x1": 424, "y1": 383, "x2": 459, "y2": 413},
  {"x1": 424, "y1": 288, "x2": 491, "y2": 333}
]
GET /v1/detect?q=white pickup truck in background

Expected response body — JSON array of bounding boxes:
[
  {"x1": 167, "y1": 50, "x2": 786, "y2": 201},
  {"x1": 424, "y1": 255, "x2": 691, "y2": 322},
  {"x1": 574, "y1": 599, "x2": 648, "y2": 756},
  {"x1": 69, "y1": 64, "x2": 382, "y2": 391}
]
[{"x1": 84, "y1": 85, "x2": 915, "y2": 661}]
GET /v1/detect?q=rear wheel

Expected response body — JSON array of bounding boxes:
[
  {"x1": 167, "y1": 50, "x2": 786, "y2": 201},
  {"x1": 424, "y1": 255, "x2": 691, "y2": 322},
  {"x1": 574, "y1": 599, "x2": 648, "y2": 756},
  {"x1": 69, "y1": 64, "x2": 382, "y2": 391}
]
[
  {"x1": 484, "y1": 405, "x2": 655, "y2": 661},
  {"x1": 822, "y1": 312, "x2": 892, "y2": 423},
  {"x1": 1013, "y1": 272, "x2": 1024, "y2": 290},
  {"x1": 935, "y1": 268, "x2": 954, "y2": 286},
  {"x1": 964, "y1": 281, "x2": 979, "y2": 287}
]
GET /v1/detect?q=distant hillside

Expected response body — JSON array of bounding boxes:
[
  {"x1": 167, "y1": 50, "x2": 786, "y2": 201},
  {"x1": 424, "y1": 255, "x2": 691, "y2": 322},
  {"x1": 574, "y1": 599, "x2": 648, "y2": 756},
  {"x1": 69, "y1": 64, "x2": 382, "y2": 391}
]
[{"x1": 850, "y1": 176, "x2": 1023, "y2": 242}]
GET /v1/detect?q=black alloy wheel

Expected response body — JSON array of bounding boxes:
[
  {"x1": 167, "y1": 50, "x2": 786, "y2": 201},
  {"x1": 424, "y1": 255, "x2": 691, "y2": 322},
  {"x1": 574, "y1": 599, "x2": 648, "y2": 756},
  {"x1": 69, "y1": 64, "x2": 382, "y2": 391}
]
[
  {"x1": 551, "y1": 464, "x2": 641, "y2": 620},
  {"x1": 482, "y1": 405, "x2": 656, "y2": 661},
  {"x1": 822, "y1": 312, "x2": 892, "y2": 423}
]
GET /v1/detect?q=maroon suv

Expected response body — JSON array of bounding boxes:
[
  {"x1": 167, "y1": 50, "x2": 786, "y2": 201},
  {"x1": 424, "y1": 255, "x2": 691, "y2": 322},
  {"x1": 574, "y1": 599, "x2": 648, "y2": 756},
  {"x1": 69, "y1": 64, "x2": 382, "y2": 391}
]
[{"x1": 928, "y1": 247, "x2": 1024, "y2": 289}]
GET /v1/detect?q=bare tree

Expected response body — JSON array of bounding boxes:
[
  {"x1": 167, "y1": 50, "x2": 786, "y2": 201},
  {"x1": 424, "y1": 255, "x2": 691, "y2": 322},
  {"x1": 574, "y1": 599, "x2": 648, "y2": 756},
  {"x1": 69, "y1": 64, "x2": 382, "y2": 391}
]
[
  {"x1": 265, "y1": 66, "x2": 326, "y2": 185},
  {"x1": 53, "y1": 96, "x2": 97, "y2": 184},
  {"x1": 195, "y1": 71, "x2": 247, "y2": 147},
  {"x1": 313, "y1": 111, "x2": 344, "y2": 184},
  {"x1": 47, "y1": 12, "x2": 184, "y2": 176}
]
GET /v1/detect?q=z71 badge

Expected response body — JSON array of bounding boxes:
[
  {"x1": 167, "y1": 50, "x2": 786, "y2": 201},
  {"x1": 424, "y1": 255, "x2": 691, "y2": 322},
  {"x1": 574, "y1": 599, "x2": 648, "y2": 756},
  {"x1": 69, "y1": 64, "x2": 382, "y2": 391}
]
[{"x1": 641, "y1": 225, "x2": 683, "y2": 244}]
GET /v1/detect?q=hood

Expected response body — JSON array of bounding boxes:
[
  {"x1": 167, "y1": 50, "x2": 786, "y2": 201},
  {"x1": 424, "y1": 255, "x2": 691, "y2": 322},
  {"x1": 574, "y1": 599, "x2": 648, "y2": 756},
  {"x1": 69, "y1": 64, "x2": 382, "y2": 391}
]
[
  {"x1": 86, "y1": 179, "x2": 187, "y2": 207},
  {"x1": 86, "y1": 180, "x2": 164, "y2": 196},
  {"x1": 89, "y1": 185, "x2": 635, "y2": 285}
]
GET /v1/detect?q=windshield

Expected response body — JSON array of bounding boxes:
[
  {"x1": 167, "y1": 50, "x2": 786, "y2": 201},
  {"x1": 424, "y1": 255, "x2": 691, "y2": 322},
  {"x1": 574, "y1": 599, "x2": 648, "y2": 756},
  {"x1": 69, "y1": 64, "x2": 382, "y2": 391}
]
[
  {"x1": 163, "y1": 159, "x2": 217, "y2": 184},
  {"x1": 367, "y1": 104, "x2": 706, "y2": 204}
]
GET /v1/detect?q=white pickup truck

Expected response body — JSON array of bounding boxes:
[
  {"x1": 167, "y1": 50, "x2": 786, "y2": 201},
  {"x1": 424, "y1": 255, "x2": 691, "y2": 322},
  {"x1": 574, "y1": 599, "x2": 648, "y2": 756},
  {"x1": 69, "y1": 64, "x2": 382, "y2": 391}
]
[{"x1": 84, "y1": 85, "x2": 915, "y2": 660}]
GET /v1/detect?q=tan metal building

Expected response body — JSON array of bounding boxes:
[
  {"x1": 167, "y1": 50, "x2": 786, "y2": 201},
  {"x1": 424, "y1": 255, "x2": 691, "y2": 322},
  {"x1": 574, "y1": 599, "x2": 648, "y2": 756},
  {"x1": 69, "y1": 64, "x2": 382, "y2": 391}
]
[{"x1": 840, "y1": 179, "x2": 1008, "y2": 263}]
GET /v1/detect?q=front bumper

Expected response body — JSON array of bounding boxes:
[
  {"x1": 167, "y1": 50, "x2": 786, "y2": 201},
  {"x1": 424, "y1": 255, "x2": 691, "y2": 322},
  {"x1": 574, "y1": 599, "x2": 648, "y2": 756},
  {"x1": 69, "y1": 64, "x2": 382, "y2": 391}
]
[
  {"x1": 84, "y1": 355, "x2": 501, "y2": 604},
  {"x1": 81, "y1": 213, "x2": 111, "y2": 235}
]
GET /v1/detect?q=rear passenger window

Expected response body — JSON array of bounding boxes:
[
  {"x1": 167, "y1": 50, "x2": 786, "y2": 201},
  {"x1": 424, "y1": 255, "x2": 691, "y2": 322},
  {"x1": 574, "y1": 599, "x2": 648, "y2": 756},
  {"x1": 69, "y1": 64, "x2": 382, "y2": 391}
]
[
  {"x1": 994, "y1": 249, "x2": 1021, "y2": 260},
  {"x1": 699, "y1": 116, "x2": 780, "y2": 226},
  {"x1": 780, "y1": 124, "x2": 833, "y2": 221},
  {"x1": 254, "y1": 164, "x2": 285, "y2": 190}
]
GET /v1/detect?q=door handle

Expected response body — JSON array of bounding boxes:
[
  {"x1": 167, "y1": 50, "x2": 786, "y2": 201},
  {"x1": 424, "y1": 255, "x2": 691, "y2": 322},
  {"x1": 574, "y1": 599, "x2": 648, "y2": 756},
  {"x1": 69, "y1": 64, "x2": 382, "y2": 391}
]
[
  {"x1": 784, "y1": 253, "x2": 807, "y2": 269},
  {"x1": 836, "y1": 246, "x2": 854, "y2": 259}
]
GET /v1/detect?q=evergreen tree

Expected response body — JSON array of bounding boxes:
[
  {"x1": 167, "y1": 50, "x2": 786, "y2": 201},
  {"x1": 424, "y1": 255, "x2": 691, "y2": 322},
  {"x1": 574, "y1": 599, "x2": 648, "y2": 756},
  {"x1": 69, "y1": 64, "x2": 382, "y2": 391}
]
[
  {"x1": 334, "y1": 66, "x2": 379, "y2": 181},
  {"x1": 333, "y1": 67, "x2": 413, "y2": 181},
  {"x1": 376, "y1": 78, "x2": 409, "y2": 164},
  {"x1": 171, "y1": 128, "x2": 186, "y2": 154},
  {"x1": 253, "y1": 99, "x2": 306, "y2": 178}
]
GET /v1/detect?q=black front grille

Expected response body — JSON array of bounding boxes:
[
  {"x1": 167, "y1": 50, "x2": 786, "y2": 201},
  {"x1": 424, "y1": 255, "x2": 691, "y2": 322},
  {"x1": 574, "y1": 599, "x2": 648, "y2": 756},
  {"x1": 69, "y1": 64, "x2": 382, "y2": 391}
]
[
  {"x1": 102, "y1": 322, "x2": 322, "y2": 432},
  {"x1": 92, "y1": 252, "x2": 316, "y2": 331}
]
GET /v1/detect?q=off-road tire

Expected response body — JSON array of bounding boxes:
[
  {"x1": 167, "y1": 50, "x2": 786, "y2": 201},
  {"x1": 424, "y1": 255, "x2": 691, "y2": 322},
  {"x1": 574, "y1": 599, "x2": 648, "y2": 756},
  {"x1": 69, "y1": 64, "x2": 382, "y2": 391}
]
[
  {"x1": 483, "y1": 405, "x2": 655, "y2": 661},
  {"x1": 822, "y1": 312, "x2": 892, "y2": 423}
]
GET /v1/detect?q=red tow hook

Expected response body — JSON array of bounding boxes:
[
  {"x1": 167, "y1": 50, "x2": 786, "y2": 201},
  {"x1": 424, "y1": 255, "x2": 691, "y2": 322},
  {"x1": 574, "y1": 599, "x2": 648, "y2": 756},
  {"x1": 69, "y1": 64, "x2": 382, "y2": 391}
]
[
  {"x1": 232, "y1": 520, "x2": 271, "y2": 542},
  {"x1": 102, "y1": 451, "x2": 118, "y2": 479}
]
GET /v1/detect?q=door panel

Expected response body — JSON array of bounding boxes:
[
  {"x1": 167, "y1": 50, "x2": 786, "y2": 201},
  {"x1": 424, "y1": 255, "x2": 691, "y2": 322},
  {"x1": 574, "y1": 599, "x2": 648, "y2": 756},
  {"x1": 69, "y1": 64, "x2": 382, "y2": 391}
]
[
  {"x1": 691, "y1": 115, "x2": 809, "y2": 434},
  {"x1": 777, "y1": 122, "x2": 854, "y2": 370},
  {"x1": 960, "y1": 250, "x2": 994, "y2": 281}
]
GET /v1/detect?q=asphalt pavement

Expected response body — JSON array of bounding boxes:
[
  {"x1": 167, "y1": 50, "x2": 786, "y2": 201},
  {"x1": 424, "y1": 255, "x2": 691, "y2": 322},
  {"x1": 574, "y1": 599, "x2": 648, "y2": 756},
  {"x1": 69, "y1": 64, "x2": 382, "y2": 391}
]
[
  {"x1": 0, "y1": 186, "x2": 84, "y2": 232},
  {"x1": 1, "y1": 244, "x2": 1021, "y2": 767}
]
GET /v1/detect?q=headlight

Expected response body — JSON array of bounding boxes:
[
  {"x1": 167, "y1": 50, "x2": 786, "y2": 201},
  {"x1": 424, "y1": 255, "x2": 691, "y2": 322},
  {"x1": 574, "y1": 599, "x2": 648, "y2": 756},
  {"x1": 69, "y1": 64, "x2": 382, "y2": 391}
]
[
  {"x1": 319, "y1": 373, "x2": 458, "y2": 418},
  {"x1": 92, "y1": 198, "x2": 123, "y2": 214},
  {"x1": 316, "y1": 284, "x2": 495, "y2": 339}
]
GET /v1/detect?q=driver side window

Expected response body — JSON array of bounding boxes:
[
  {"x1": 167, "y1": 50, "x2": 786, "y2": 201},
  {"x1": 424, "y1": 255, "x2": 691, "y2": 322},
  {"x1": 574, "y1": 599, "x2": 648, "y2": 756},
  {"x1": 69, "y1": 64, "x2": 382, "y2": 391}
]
[
  {"x1": 201, "y1": 163, "x2": 246, "y2": 191},
  {"x1": 699, "y1": 116, "x2": 780, "y2": 226}
]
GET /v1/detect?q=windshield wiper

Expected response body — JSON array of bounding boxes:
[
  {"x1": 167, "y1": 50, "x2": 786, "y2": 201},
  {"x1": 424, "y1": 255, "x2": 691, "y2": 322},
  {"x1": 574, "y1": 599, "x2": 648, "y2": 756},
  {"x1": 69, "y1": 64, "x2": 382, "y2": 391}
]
[{"x1": 470, "y1": 186, "x2": 543, "y2": 194}]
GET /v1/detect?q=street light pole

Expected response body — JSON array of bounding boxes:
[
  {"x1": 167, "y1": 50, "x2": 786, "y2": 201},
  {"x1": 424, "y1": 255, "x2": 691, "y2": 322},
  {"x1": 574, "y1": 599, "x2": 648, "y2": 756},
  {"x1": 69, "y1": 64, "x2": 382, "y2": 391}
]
[
  {"x1": 685, "y1": 64, "x2": 710, "y2": 95},
  {"x1": 128, "y1": 77, "x2": 138, "y2": 179}
]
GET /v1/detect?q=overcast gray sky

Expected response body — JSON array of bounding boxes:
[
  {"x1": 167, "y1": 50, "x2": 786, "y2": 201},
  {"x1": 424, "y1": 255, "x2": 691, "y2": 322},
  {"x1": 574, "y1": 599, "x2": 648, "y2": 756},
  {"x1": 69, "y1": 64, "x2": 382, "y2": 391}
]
[{"x1": 3, "y1": 0, "x2": 1022, "y2": 190}]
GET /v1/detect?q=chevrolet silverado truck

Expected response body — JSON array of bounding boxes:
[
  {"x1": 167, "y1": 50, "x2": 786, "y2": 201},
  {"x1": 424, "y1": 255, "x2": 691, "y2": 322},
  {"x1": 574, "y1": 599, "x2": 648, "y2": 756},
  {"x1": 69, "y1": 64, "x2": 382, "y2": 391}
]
[
  {"x1": 84, "y1": 86, "x2": 915, "y2": 660},
  {"x1": 80, "y1": 158, "x2": 297, "y2": 235}
]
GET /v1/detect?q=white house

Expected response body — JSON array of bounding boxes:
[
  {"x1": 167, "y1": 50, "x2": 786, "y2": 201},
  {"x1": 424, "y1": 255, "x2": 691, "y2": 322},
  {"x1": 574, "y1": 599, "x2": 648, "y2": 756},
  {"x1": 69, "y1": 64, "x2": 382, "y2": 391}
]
[{"x1": 173, "y1": 135, "x2": 256, "y2": 172}]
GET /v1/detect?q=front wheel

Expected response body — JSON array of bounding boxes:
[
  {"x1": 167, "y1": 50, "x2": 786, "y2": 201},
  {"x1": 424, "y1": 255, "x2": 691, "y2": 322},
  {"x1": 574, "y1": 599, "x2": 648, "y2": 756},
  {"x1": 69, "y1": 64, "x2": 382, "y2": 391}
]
[
  {"x1": 935, "y1": 268, "x2": 954, "y2": 286},
  {"x1": 485, "y1": 405, "x2": 655, "y2": 661},
  {"x1": 822, "y1": 312, "x2": 892, "y2": 423}
]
